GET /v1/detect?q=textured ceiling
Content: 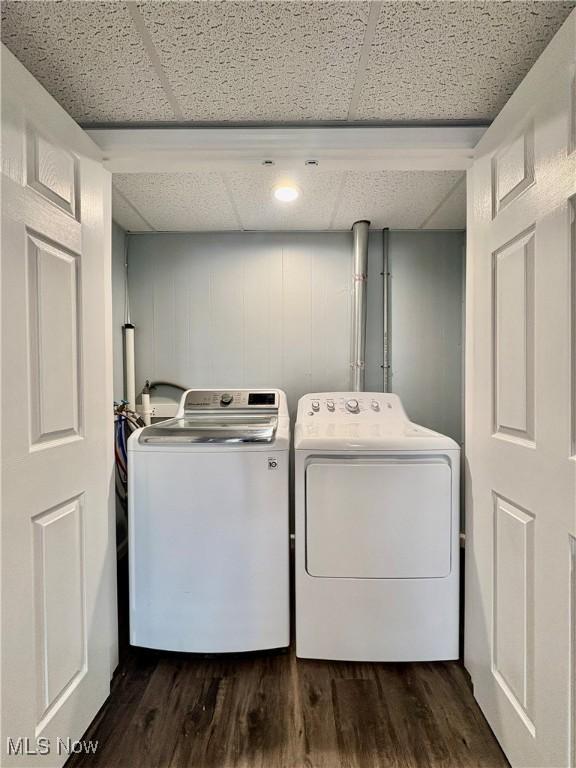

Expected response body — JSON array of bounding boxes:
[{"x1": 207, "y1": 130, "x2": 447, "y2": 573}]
[
  {"x1": 4, "y1": 0, "x2": 570, "y2": 232},
  {"x1": 2, "y1": 1, "x2": 574, "y2": 125},
  {"x1": 354, "y1": 1, "x2": 576, "y2": 120},
  {"x1": 1, "y1": 2, "x2": 175, "y2": 123},
  {"x1": 111, "y1": 169, "x2": 466, "y2": 232},
  {"x1": 137, "y1": 1, "x2": 370, "y2": 122}
]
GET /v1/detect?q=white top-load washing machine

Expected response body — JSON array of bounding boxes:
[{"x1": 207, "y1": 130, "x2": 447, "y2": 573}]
[
  {"x1": 128, "y1": 388, "x2": 290, "y2": 653},
  {"x1": 295, "y1": 392, "x2": 460, "y2": 662}
]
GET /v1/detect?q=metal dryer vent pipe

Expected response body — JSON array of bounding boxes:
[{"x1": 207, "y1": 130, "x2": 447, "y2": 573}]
[{"x1": 350, "y1": 220, "x2": 370, "y2": 392}]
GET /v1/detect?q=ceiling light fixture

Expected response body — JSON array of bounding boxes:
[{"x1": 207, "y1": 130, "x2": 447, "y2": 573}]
[{"x1": 273, "y1": 185, "x2": 299, "y2": 203}]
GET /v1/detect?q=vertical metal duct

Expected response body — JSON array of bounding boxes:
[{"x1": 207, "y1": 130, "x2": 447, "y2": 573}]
[
  {"x1": 382, "y1": 228, "x2": 390, "y2": 392},
  {"x1": 350, "y1": 220, "x2": 370, "y2": 391}
]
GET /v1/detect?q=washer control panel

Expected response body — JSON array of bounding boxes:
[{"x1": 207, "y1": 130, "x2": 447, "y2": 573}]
[{"x1": 183, "y1": 389, "x2": 278, "y2": 411}]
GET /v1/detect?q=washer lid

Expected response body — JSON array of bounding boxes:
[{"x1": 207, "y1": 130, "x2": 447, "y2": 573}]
[{"x1": 138, "y1": 413, "x2": 278, "y2": 444}]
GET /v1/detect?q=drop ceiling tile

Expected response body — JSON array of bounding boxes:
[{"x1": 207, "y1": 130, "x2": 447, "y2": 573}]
[
  {"x1": 136, "y1": 0, "x2": 370, "y2": 121},
  {"x1": 0, "y1": 1, "x2": 176, "y2": 123},
  {"x1": 422, "y1": 178, "x2": 466, "y2": 229},
  {"x1": 113, "y1": 169, "x2": 467, "y2": 231},
  {"x1": 225, "y1": 168, "x2": 344, "y2": 230},
  {"x1": 354, "y1": 1, "x2": 576, "y2": 121},
  {"x1": 113, "y1": 173, "x2": 240, "y2": 231},
  {"x1": 331, "y1": 171, "x2": 465, "y2": 230},
  {"x1": 2, "y1": 0, "x2": 574, "y2": 125},
  {"x1": 112, "y1": 186, "x2": 154, "y2": 232}
]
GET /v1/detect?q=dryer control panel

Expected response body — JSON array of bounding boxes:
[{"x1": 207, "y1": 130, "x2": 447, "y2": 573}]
[
  {"x1": 295, "y1": 392, "x2": 458, "y2": 451},
  {"x1": 296, "y1": 392, "x2": 413, "y2": 440},
  {"x1": 299, "y1": 392, "x2": 407, "y2": 421}
]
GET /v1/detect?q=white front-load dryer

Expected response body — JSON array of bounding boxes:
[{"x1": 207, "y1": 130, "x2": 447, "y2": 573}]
[
  {"x1": 295, "y1": 392, "x2": 460, "y2": 662},
  {"x1": 128, "y1": 388, "x2": 290, "y2": 653}
]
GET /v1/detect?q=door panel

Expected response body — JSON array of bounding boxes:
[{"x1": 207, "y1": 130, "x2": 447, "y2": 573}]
[
  {"x1": 492, "y1": 495, "x2": 535, "y2": 735},
  {"x1": 492, "y1": 228, "x2": 535, "y2": 444},
  {"x1": 28, "y1": 234, "x2": 82, "y2": 444},
  {"x1": 492, "y1": 123, "x2": 534, "y2": 216},
  {"x1": 306, "y1": 459, "x2": 452, "y2": 579},
  {"x1": 1, "y1": 45, "x2": 115, "y2": 766},
  {"x1": 26, "y1": 130, "x2": 77, "y2": 218},
  {"x1": 33, "y1": 497, "x2": 85, "y2": 729},
  {"x1": 465, "y1": 11, "x2": 576, "y2": 768}
]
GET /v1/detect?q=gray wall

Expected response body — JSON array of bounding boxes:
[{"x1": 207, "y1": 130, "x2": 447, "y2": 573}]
[
  {"x1": 120, "y1": 229, "x2": 464, "y2": 438},
  {"x1": 112, "y1": 220, "x2": 126, "y2": 402},
  {"x1": 127, "y1": 232, "x2": 352, "y2": 414},
  {"x1": 387, "y1": 231, "x2": 464, "y2": 442}
]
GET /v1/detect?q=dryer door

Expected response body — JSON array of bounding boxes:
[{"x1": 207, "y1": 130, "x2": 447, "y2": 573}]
[{"x1": 305, "y1": 457, "x2": 452, "y2": 579}]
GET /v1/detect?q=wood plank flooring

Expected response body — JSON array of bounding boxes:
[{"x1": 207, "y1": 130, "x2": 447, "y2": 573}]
[{"x1": 66, "y1": 647, "x2": 509, "y2": 768}]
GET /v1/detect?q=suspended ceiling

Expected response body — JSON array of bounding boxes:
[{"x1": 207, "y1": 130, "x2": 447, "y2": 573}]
[
  {"x1": 2, "y1": 1, "x2": 573, "y2": 124},
  {"x1": 2, "y1": 1, "x2": 573, "y2": 231},
  {"x1": 111, "y1": 168, "x2": 465, "y2": 232}
]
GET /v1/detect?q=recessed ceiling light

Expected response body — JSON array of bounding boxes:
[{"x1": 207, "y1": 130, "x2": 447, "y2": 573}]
[{"x1": 273, "y1": 185, "x2": 299, "y2": 203}]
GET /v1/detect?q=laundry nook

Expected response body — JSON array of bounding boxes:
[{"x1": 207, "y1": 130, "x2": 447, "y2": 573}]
[{"x1": 1, "y1": 3, "x2": 575, "y2": 768}]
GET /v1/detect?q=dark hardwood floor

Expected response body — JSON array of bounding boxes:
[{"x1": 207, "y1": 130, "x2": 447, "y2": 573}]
[{"x1": 66, "y1": 646, "x2": 509, "y2": 768}]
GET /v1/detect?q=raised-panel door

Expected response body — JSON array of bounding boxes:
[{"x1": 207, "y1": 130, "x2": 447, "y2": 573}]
[
  {"x1": 465, "y1": 11, "x2": 576, "y2": 767},
  {"x1": 1, "y1": 45, "x2": 115, "y2": 767}
]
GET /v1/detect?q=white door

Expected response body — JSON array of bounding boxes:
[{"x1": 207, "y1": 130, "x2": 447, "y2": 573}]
[
  {"x1": 1, "y1": 46, "x2": 116, "y2": 766},
  {"x1": 465, "y1": 10, "x2": 576, "y2": 768},
  {"x1": 305, "y1": 459, "x2": 452, "y2": 578}
]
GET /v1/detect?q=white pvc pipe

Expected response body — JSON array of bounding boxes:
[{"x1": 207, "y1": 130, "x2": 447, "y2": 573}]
[
  {"x1": 123, "y1": 324, "x2": 136, "y2": 410},
  {"x1": 141, "y1": 391, "x2": 151, "y2": 426}
]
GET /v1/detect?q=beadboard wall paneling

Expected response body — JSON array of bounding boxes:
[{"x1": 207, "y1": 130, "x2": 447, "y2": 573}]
[
  {"x1": 124, "y1": 229, "x2": 465, "y2": 438},
  {"x1": 388, "y1": 230, "x2": 465, "y2": 442},
  {"x1": 127, "y1": 231, "x2": 352, "y2": 413}
]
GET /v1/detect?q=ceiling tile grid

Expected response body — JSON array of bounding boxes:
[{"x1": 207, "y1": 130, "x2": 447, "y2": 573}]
[
  {"x1": 112, "y1": 186, "x2": 155, "y2": 232},
  {"x1": 113, "y1": 172, "x2": 240, "y2": 230},
  {"x1": 225, "y1": 168, "x2": 345, "y2": 230},
  {"x1": 330, "y1": 170, "x2": 465, "y2": 230},
  {"x1": 3, "y1": 0, "x2": 570, "y2": 232},
  {"x1": 2, "y1": 1, "x2": 573, "y2": 125},
  {"x1": 135, "y1": 0, "x2": 371, "y2": 122},
  {"x1": 112, "y1": 169, "x2": 466, "y2": 232},
  {"x1": 0, "y1": 1, "x2": 175, "y2": 123},
  {"x1": 421, "y1": 177, "x2": 466, "y2": 229},
  {"x1": 354, "y1": 1, "x2": 576, "y2": 121}
]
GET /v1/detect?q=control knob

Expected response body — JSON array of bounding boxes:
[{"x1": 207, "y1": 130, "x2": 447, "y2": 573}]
[
  {"x1": 326, "y1": 399, "x2": 335, "y2": 412},
  {"x1": 345, "y1": 398, "x2": 360, "y2": 413},
  {"x1": 220, "y1": 393, "x2": 234, "y2": 406},
  {"x1": 311, "y1": 400, "x2": 320, "y2": 412}
]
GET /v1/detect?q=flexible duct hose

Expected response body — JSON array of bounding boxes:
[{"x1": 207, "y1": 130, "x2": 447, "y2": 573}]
[{"x1": 114, "y1": 402, "x2": 145, "y2": 554}]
